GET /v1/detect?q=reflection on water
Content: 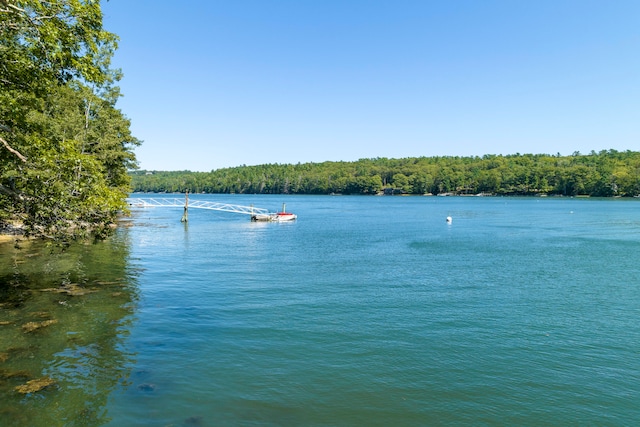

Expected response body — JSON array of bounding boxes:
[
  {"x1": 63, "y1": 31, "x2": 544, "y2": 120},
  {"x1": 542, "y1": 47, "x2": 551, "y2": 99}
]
[{"x1": 0, "y1": 229, "x2": 139, "y2": 426}]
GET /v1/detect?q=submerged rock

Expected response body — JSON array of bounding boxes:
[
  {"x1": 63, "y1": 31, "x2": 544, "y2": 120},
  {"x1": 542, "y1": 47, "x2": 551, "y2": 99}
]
[
  {"x1": 29, "y1": 311, "x2": 51, "y2": 319},
  {"x1": 60, "y1": 284, "x2": 97, "y2": 296},
  {"x1": 95, "y1": 280, "x2": 124, "y2": 285},
  {"x1": 21, "y1": 319, "x2": 58, "y2": 333},
  {"x1": 14, "y1": 376, "x2": 56, "y2": 394},
  {"x1": 184, "y1": 415, "x2": 204, "y2": 425},
  {"x1": 137, "y1": 383, "x2": 156, "y2": 392},
  {"x1": 0, "y1": 370, "x2": 31, "y2": 380},
  {"x1": 41, "y1": 284, "x2": 96, "y2": 296}
]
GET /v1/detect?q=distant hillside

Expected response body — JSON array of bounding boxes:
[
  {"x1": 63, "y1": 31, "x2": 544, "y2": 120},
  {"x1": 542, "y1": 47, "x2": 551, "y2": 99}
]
[{"x1": 130, "y1": 150, "x2": 640, "y2": 197}]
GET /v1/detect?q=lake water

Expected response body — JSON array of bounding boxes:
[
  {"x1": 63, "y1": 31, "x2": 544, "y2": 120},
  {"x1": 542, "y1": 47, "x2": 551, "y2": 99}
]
[{"x1": 1, "y1": 195, "x2": 639, "y2": 426}]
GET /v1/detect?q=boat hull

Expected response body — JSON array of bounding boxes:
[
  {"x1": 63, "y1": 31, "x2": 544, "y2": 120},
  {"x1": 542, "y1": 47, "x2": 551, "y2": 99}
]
[{"x1": 251, "y1": 213, "x2": 297, "y2": 222}]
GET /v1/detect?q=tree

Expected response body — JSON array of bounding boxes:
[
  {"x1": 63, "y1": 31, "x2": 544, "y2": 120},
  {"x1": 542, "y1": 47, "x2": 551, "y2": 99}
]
[
  {"x1": 409, "y1": 173, "x2": 434, "y2": 194},
  {"x1": 391, "y1": 173, "x2": 410, "y2": 193},
  {"x1": 1, "y1": 0, "x2": 139, "y2": 239},
  {"x1": 129, "y1": 151, "x2": 640, "y2": 198}
]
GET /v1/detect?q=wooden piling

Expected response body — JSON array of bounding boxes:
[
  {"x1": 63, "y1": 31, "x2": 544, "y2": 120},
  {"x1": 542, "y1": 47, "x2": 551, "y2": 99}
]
[{"x1": 180, "y1": 190, "x2": 189, "y2": 222}]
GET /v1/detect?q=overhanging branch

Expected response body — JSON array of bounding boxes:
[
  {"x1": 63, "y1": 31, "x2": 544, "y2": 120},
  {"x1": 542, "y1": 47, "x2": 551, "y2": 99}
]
[
  {"x1": 0, "y1": 183, "x2": 24, "y2": 201},
  {"x1": 0, "y1": 136, "x2": 27, "y2": 162}
]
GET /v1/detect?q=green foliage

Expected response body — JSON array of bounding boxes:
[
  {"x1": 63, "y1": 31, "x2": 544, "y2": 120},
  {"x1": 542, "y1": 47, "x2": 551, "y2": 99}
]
[
  {"x1": 131, "y1": 150, "x2": 640, "y2": 197},
  {"x1": 1, "y1": 1, "x2": 139, "y2": 239}
]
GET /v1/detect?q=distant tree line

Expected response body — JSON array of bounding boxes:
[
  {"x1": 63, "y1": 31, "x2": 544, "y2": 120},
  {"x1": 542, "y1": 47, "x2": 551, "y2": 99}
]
[{"x1": 130, "y1": 150, "x2": 640, "y2": 197}]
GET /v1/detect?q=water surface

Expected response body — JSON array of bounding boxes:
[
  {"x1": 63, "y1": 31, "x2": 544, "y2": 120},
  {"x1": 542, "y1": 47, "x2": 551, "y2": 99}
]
[{"x1": 1, "y1": 195, "x2": 639, "y2": 426}]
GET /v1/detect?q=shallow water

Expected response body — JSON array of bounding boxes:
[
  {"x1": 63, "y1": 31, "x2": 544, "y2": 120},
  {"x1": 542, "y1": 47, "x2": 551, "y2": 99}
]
[
  {"x1": 0, "y1": 232, "x2": 138, "y2": 426},
  {"x1": 1, "y1": 195, "x2": 639, "y2": 426}
]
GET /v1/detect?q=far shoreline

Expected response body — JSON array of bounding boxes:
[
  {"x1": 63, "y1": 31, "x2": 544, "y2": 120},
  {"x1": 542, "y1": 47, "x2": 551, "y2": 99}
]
[{"x1": 129, "y1": 191, "x2": 640, "y2": 198}]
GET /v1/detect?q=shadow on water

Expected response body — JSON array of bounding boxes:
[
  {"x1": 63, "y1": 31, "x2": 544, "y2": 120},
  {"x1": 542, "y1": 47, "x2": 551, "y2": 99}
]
[{"x1": 0, "y1": 229, "x2": 140, "y2": 427}]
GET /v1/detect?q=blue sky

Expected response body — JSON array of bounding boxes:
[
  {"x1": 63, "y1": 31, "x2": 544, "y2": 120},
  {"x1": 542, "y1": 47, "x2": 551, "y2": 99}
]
[{"x1": 102, "y1": 0, "x2": 639, "y2": 171}]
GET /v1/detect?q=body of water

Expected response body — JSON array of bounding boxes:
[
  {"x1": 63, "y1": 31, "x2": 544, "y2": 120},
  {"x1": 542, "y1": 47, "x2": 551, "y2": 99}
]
[{"x1": 1, "y1": 195, "x2": 639, "y2": 426}]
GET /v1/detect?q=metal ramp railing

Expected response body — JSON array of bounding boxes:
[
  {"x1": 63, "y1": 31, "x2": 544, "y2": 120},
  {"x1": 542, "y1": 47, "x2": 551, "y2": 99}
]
[{"x1": 127, "y1": 198, "x2": 270, "y2": 215}]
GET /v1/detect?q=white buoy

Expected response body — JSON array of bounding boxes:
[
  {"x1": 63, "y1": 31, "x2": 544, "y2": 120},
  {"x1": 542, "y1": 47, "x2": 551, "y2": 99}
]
[{"x1": 446, "y1": 216, "x2": 452, "y2": 224}]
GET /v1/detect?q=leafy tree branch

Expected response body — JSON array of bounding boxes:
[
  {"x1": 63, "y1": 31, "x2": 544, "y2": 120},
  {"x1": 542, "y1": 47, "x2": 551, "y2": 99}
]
[{"x1": 0, "y1": 0, "x2": 139, "y2": 239}]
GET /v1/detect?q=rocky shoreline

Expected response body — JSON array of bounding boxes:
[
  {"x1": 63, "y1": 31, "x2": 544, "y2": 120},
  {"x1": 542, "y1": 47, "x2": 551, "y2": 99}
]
[{"x1": 0, "y1": 222, "x2": 24, "y2": 242}]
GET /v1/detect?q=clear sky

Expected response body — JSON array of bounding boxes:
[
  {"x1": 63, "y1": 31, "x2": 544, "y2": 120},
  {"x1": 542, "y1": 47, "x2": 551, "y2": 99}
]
[{"x1": 102, "y1": 0, "x2": 639, "y2": 172}]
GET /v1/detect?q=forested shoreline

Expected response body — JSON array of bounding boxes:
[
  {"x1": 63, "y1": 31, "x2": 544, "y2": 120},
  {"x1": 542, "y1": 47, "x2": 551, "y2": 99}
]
[
  {"x1": 131, "y1": 150, "x2": 640, "y2": 197},
  {"x1": 1, "y1": 1, "x2": 139, "y2": 239}
]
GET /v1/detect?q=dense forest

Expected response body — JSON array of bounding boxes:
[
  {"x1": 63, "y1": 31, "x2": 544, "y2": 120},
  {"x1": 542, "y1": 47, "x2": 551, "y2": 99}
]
[
  {"x1": 131, "y1": 150, "x2": 640, "y2": 197},
  {"x1": 0, "y1": 1, "x2": 139, "y2": 239}
]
